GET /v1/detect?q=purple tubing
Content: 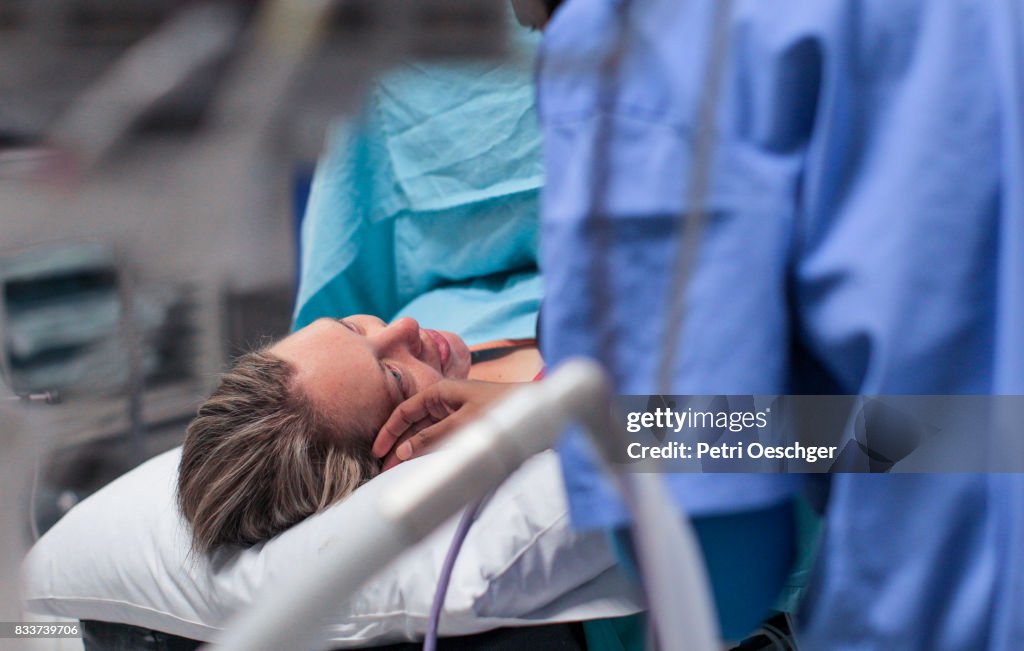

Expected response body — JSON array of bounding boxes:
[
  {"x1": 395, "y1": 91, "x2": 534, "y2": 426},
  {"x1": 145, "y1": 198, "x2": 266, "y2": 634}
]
[{"x1": 423, "y1": 498, "x2": 485, "y2": 651}]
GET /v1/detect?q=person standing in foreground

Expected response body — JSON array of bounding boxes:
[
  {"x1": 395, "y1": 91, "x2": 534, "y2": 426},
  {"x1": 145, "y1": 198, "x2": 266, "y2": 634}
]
[{"x1": 532, "y1": 0, "x2": 1024, "y2": 649}]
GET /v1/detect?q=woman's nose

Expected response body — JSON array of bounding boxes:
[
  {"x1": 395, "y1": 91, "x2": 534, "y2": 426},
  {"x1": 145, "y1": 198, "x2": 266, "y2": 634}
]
[{"x1": 377, "y1": 317, "x2": 422, "y2": 355}]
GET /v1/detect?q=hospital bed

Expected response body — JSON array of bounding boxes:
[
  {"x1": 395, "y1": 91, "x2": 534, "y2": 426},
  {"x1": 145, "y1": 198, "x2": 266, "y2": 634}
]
[{"x1": 23, "y1": 437, "x2": 645, "y2": 649}]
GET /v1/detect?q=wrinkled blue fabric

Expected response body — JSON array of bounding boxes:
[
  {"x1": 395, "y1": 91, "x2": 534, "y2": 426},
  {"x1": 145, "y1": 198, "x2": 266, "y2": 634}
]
[
  {"x1": 294, "y1": 21, "x2": 542, "y2": 329},
  {"x1": 395, "y1": 272, "x2": 541, "y2": 346},
  {"x1": 537, "y1": 0, "x2": 1024, "y2": 649}
]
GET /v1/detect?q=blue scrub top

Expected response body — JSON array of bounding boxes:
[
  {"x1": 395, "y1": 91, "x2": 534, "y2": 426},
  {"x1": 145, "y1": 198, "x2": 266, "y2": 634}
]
[{"x1": 537, "y1": 0, "x2": 1024, "y2": 649}]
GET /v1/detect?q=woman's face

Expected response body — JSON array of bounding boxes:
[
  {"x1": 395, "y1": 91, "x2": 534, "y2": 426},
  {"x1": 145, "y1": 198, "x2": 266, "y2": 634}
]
[{"x1": 270, "y1": 315, "x2": 472, "y2": 439}]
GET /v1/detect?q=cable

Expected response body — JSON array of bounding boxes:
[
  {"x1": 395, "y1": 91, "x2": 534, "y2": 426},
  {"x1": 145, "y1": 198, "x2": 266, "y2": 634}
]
[
  {"x1": 574, "y1": 0, "x2": 736, "y2": 644},
  {"x1": 423, "y1": 497, "x2": 486, "y2": 651},
  {"x1": 761, "y1": 621, "x2": 794, "y2": 651},
  {"x1": 784, "y1": 612, "x2": 802, "y2": 650},
  {"x1": 538, "y1": 0, "x2": 737, "y2": 646},
  {"x1": 655, "y1": 0, "x2": 735, "y2": 395},
  {"x1": 579, "y1": 0, "x2": 635, "y2": 379}
]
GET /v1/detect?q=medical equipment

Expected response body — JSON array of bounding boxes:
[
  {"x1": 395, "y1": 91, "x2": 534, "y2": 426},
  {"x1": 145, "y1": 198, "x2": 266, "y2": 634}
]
[
  {"x1": 211, "y1": 360, "x2": 719, "y2": 651},
  {"x1": 655, "y1": 0, "x2": 733, "y2": 395},
  {"x1": 424, "y1": 500, "x2": 484, "y2": 651}
]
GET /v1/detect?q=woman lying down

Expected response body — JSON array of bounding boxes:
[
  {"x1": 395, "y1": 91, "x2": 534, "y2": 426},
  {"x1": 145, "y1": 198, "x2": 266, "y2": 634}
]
[{"x1": 178, "y1": 315, "x2": 539, "y2": 553}]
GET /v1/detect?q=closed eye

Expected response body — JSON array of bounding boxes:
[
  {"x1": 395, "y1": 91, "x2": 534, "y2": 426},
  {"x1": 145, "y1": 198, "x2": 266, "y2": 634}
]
[
  {"x1": 337, "y1": 318, "x2": 362, "y2": 334},
  {"x1": 385, "y1": 364, "x2": 407, "y2": 400}
]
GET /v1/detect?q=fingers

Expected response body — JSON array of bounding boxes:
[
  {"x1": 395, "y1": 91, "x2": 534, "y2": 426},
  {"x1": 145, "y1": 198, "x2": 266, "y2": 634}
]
[
  {"x1": 380, "y1": 416, "x2": 467, "y2": 471},
  {"x1": 372, "y1": 402, "x2": 428, "y2": 458},
  {"x1": 373, "y1": 380, "x2": 523, "y2": 466},
  {"x1": 372, "y1": 380, "x2": 463, "y2": 458},
  {"x1": 380, "y1": 430, "x2": 415, "y2": 471}
]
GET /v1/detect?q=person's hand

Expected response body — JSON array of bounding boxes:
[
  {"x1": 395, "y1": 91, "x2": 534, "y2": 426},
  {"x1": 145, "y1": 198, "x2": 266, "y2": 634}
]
[{"x1": 373, "y1": 379, "x2": 524, "y2": 470}]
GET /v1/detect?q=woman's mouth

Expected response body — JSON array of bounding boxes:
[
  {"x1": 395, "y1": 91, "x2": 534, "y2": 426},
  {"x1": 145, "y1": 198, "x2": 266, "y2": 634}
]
[{"x1": 423, "y1": 329, "x2": 450, "y2": 371}]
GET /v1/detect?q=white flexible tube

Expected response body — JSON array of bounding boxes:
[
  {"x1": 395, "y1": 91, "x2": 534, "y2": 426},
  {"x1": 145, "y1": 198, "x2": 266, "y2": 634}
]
[
  {"x1": 574, "y1": 387, "x2": 719, "y2": 651},
  {"x1": 618, "y1": 473, "x2": 719, "y2": 651}
]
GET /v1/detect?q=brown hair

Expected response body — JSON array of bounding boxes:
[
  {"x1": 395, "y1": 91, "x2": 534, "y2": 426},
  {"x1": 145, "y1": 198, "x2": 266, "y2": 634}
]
[{"x1": 177, "y1": 350, "x2": 379, "y2": 554}]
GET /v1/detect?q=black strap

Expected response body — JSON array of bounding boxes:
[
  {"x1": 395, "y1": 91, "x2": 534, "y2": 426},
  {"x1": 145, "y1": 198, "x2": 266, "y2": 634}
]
[
  {"x1": 81, "y1": 620, "x2": 588, "y2": 651},
  {"x1": 470, "y1": 341, "x2": 535, "y2": 364}
]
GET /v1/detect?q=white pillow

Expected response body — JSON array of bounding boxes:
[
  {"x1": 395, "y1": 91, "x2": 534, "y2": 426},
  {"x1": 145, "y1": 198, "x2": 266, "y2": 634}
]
[{"x1": 22, "y1": 447, "x2": 641, "y2": 646}]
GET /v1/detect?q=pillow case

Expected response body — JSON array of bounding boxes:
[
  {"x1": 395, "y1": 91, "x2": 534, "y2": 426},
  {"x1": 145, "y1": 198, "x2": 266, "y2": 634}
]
[{"x1": 22, "y1": 448, "x2": 641, "y2": 646}]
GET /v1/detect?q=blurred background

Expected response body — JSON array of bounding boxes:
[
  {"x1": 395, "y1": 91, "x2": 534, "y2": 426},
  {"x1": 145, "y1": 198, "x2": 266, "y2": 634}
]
[{"x1": 0, "y1": 0, "x2": 509, "y2": 575}]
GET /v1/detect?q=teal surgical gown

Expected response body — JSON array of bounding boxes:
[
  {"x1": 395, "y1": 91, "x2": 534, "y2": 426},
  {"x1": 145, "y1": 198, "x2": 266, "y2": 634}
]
[
  {"x1": 537, "y1": 0, "x2": 1024, "y2": 649},
  {"x1": 294, "y1": 20, "x2": 542, "y2": 333}
]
